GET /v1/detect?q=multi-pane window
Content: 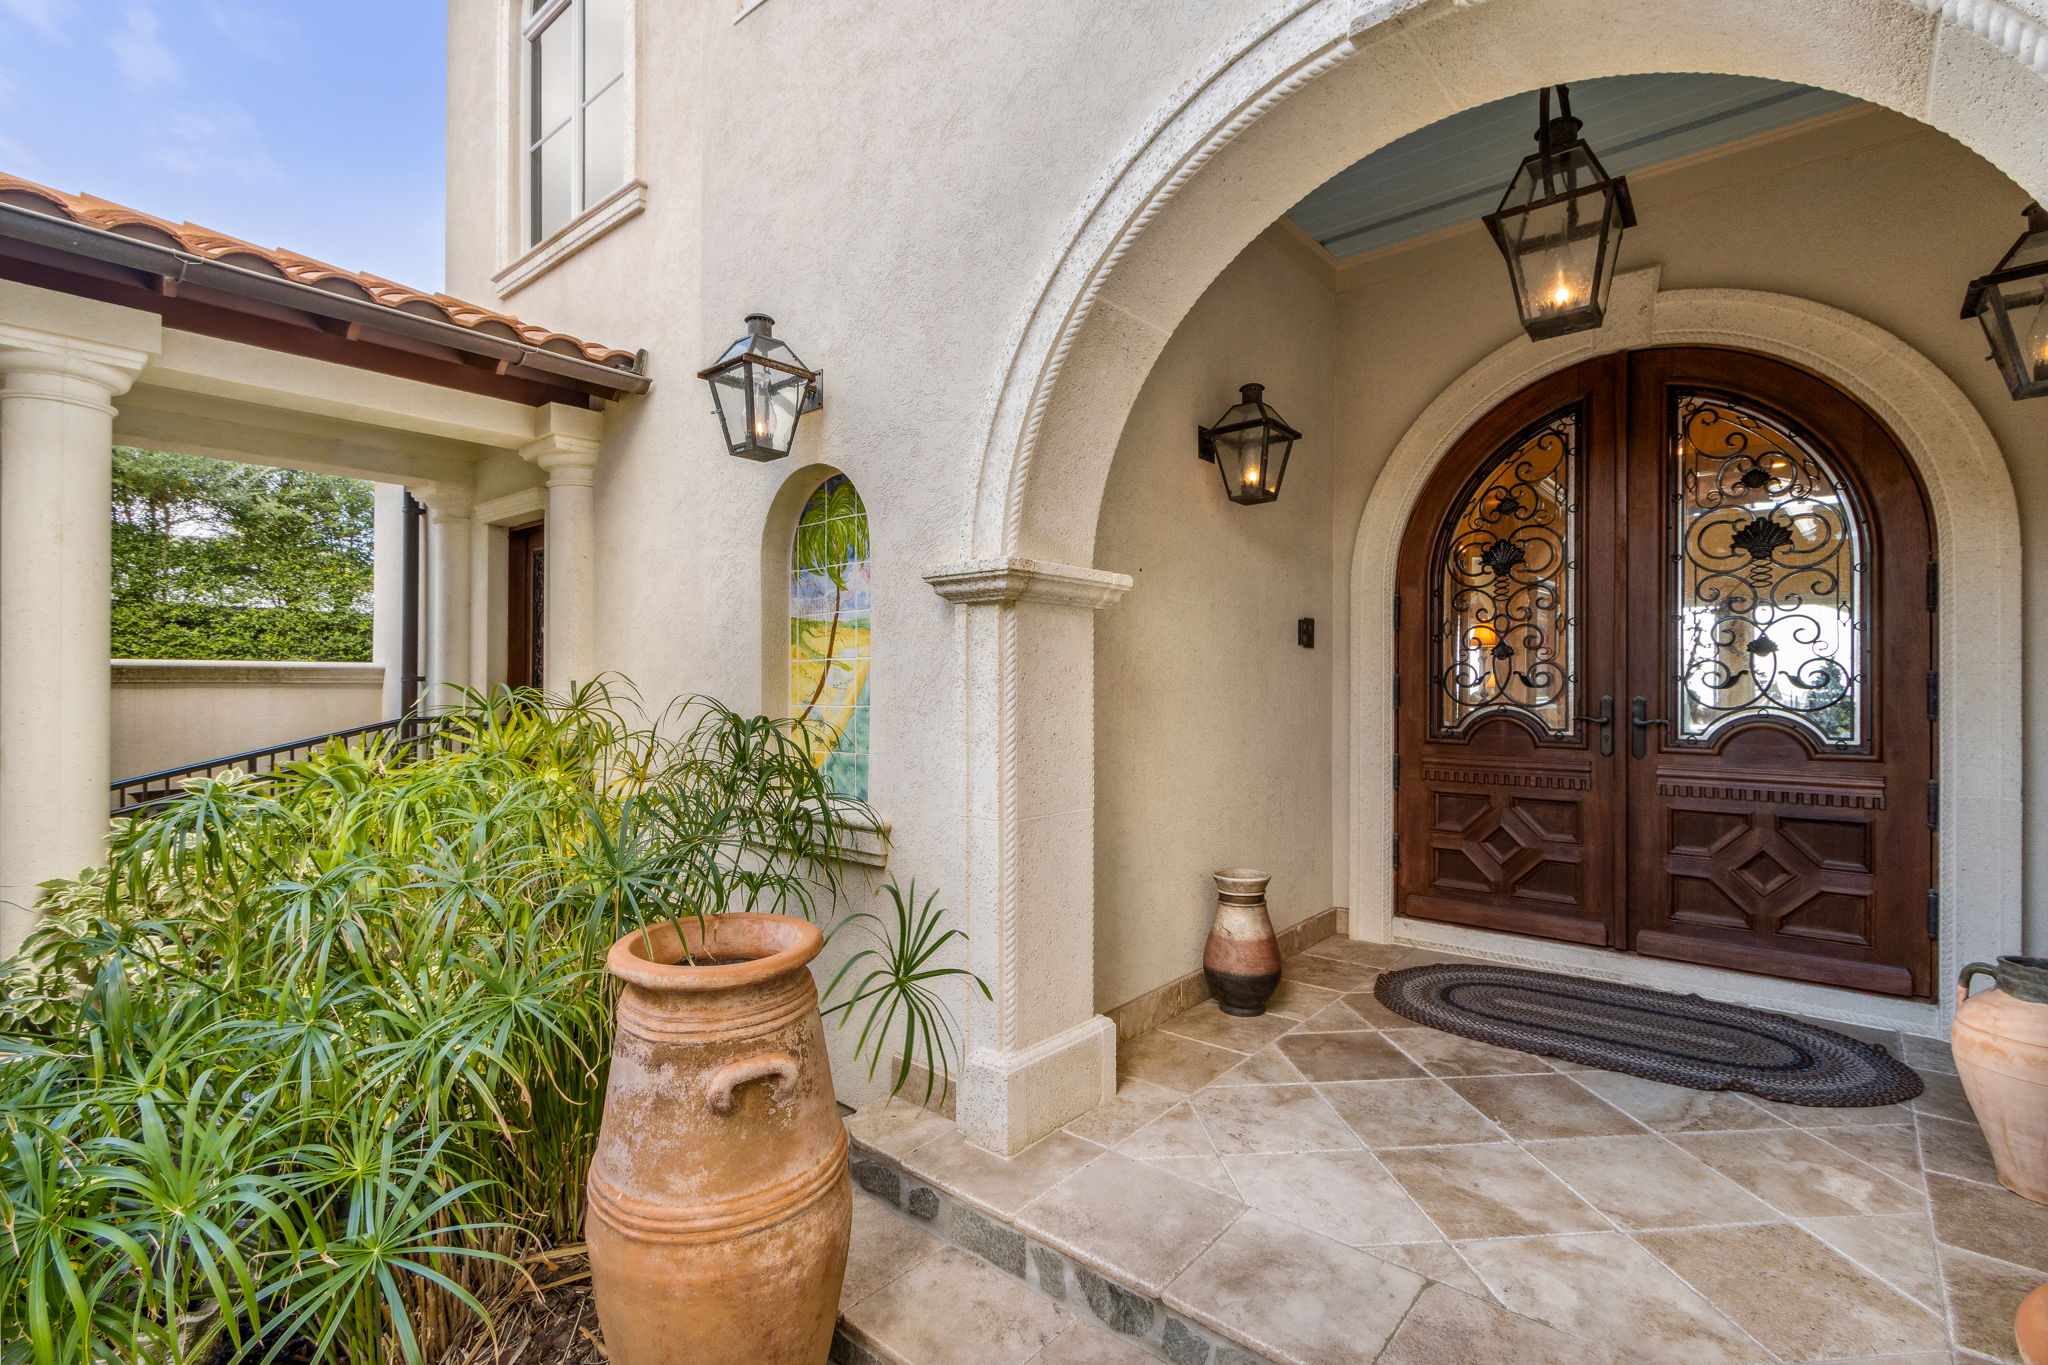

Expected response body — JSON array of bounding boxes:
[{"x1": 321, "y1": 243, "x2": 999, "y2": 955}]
[{"x1": 525, "y1": 0, "x2": 628, "y2": 245}]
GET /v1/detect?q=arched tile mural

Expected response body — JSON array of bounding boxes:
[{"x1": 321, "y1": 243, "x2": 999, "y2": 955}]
[{"x1": 790, "y1": 474, "x2": 870, "y2": 799}]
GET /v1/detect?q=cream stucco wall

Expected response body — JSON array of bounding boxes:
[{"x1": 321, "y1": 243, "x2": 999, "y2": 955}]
[
  {"x1": 110, "y1": 661, "x2": 385, "y2": 780},
  {"x1": 1323, "y1": 107, "x2": 2048, "y2": 955},
  {"x1": 1093, "y1": 228, "x2": 1338, "y2": 1013}
]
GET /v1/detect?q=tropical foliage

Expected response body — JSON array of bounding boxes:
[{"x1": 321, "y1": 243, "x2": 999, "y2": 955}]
[
  {"x1": 112, "y1": 447, "x2": 374, "y2": 662},
  {"x1": 0, "y1": 684, "x2": 977, "y2": 1363}
]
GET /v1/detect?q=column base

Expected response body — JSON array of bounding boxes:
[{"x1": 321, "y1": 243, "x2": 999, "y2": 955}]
[{"x1": 954, "y1": 1014, "x2": 1117, "y2": 1156}]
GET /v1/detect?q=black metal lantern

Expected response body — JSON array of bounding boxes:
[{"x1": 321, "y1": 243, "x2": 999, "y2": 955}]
[
  {"x1": 1962, "y1": 203, "x2": 2048, "y2": 401},
  {"x1": 1197, "y1": 383, "x2": 1301, "y2": 506},
  {"x1": 1484, "y1": 85, "x2": 1637, "y2": 341},
  {"x1": 696, "y1": 314, "x2": 823, "y2": 460}
]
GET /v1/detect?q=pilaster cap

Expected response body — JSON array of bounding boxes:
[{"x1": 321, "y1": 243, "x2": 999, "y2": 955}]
[{"x1": 923, "y1": 557, "x2": 1133, "y2": 610}]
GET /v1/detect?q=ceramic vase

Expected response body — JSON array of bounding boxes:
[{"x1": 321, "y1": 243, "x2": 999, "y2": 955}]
[
  {"x1": 588, "y1": 913, "x2": 852, "y2": 1365},
  {"x1": 1953, "y1": 956, "x2": 2048, "y2": 1206},
  {"x1": 2019, "y1": 1282, "x2": 2048, "y2": 1365},
  {"x1": 1204, "y1": 869, "x2": 1281, "y2": 1017}
]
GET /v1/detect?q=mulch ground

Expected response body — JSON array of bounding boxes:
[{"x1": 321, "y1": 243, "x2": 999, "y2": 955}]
[{"x1": 442, "y1": 1247, "x2": 609, "y2": 1364}]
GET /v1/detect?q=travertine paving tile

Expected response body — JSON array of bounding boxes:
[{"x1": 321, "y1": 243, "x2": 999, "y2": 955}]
[
  {"x1": 1800, "y1": 1213, "x2": 1943, "y2": 1308},
  {"x1": 1338, "y1": 988, "x2": 1413, "y2": 1028},
  {"x1": 1813, "y1": 1122, "x2": 1927, "y2": 1191},
  {"x1": 1672, "y1": 1128, "x2": 1923, "y2": 1218},
  {"x1": 1016, "y1": 1151, "x2": 1241, "y2": 1296},
  {"x1": 1445, "y1": 1074, "x2": 1644, "y2": 1140},
  {"x1": 1062, "y1": 1077, "x2": 1180, "y2": 1147},
  {"x1": 1939, "y1": 1244, "x2": 2040, "y2": 1363},
  {"x1": 843, "y1": 1246, "x2": 1071, "y2": 1364},
  {"x1": 1116, "y1": 1029, "x2": 1244, "y2": 1094},
  {"x1": 1138, "y1": 1154, "x2": 1238, "y2": 1199},
  {"x1": 1191, "y1": 1083, "x2": 1363, "y2": 1155},
  {"x1": 1273, "y1": 1029, "x2": 1426, "y2": 1082},
  {"x1": 1318, "y1": 1077, "x2": 1505, "y2": 1148},
  {"x1": 1639, "y1": 1222, "x2": 1946, "y2": 1360},
  {"x1": 1278, "y1": 954, "x2": 1380, "y2": 993},
  {"x1": 1361, "y1": 1242, "x2": 1491, "y2": 1300},
  {"x1": 1567, "y1": 1070, "x2": 1785, "y2": 1133},
  {"x1": 1458, "y1": 1231, "x2": 1764, "y2": 1365},
  {"x1": 1917, "y1": 1113, "x2": 2003, "y2": 1186},
  {"x1": 1206, "y1": 1045, "x2": 1306, "y2": 1087},
  {"x1": 843, "y1": 1190, "x2": 946, "y2": 1306},
  {"x1": 1523, "y1": 1134, "x2": 1777, "y2": 1229},
  {"x1": 901, "y1": 1129, "x2": 1105, "y2": 1219},
  {"x1": 1287, "y1": 999, "x2": 1371, "y2": 1033},
  {"x1": 1028, "y1": 1322, "x2": 1157, "y2": 1364},
  {"x1": 1910, "y1": 1070, "x2": 1980, "y2": 1126},
  {"x1": 1381, "y1": 1026, "x2": 1553, "y2": 1076},
  {"x1": 1157, "y1": 1000, "x2": 1297, "y2": 1054},
  {"x1": 1927, "y1": 1171, "x2": 2048, "y2": 1275},
  {"x1": 1162, "y1": 1211, "x2": 1425, "y2": 1365},
  {"x1": 1376, "y1": 1143, "x2": 1607, "y2": 1239},
  {"x1": 847, "y1": 1095, "x2": 957, "y2": 1159},
  {"x1": 1298, "y1": 937, "x2": 1410, "y2": 968},
  {"x1": 1751, "y1": 1096, "x2": 1917, "y2": 1128},
  {"x1": 1902, "y1": 1033, "x2": 1957, "y2": 1076},
  {"x1": 1260, "y1": 977, "x2": 1341, "y2": 1020},
  {"x1": 1221, "y1": 1149, "x2": 1439, "y2": 1247},
  {"x1": 1375, "y1": 1280, "x2": 1631, "y2": 1365},
  {"x1": 1114, "y1": 1102, "x2": 1214, "y2": 1160}
]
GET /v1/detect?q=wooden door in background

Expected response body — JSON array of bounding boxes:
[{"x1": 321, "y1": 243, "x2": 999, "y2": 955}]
[{"x1": 507, "y1": 523, "x2": 545, "y2": 691}]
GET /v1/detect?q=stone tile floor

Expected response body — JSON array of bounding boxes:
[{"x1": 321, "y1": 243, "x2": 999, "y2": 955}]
[{"x1": 836, "y1": 935, "x2": 2048, "y2": 1365}]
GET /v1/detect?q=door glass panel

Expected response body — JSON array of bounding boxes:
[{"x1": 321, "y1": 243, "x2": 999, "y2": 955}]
[
  {"x1": 1672, "y1": 392, "x2": 1865, "y2": 747},
  {"x1": 1435, "y1": 407, "x2": 1578, "y2": 737}
]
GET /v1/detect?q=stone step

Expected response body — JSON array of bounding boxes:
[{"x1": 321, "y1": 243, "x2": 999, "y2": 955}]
[{"x1": 836, "y1": 1128, "x2": 1269, "y2": 1365}]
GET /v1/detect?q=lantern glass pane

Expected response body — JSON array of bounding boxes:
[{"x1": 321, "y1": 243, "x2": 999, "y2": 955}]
[
  {"x1": 1263, "y1": 434, "x2": 1294, "y2": 498},
  {"x1": 1499, "y1": 147, "x2": 1617, "y2": 331},
  {"x1": 707, "y1": 363, "x2": 754, "y2": 454},
  {"x1": 751, "y1": 363, "x2": 807, "y2": 455}
]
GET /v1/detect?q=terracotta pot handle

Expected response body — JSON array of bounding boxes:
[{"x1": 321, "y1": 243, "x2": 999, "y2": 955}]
[
  {"x1": 705, "y1": 1053, "x2": 799, "y2": 1115},
  {"x1": 1959, "y1": 961, "x2": 2000, "y2": 1005}
]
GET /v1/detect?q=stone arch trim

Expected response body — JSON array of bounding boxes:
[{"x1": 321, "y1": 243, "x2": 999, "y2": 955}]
[
  {"x1": 963, "y1": 0, "x2": 2048, "y2": 570},
  {"x1": 1347, "y1": 274, "x2": 2020, "y2": 1032}
]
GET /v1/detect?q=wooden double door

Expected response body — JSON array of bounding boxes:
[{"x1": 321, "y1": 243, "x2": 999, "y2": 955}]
[{"x1": 1395, "y1": 348, "x2": 1936, "y2": 997}]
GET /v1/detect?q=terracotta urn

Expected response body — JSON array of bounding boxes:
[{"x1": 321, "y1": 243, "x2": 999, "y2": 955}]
[
  {"x1": 1204, "y1": 869, "x2": 1281, "y2": 1017},
  {"x1": 1953, "y1": 956, "x2": 2048, "y2": 1206},
  {"x1": 587, "y1": 913, "x2": 852, "y2": 1365},
  {"x1": 2019, "y1": 1282, "x2": 2048, "y2": 1365}
]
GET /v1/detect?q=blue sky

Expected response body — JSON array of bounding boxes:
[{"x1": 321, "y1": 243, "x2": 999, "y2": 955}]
[{"x1": 0, "y1": 0, "x2": 447, "y2": 289}]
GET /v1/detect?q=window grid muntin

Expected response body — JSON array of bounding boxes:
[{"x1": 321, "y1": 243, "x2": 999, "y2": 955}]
[{"x1": 523, "y1": 0, "x2": 629, "y2": 246}]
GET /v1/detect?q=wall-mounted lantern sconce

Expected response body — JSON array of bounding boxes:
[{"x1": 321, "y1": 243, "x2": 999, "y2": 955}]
[
  {"x1": 697, "y1": 314, "x2": 823, "y2": 460},
  {"x1": 1962, "y1": 203, "x2": 2048, "y2": 401},
  {"x1": 1484, "y1": 84, "x2": 1637, "y2": 342},
  {"x1": 1197, "y1": 383, "x2": 1301, "y2": 506}
]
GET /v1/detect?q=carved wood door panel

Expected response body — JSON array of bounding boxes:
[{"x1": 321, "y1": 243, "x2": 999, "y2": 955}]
[{"x1": 1394, "y1": 348, "x2": 1935, "y2": 998}]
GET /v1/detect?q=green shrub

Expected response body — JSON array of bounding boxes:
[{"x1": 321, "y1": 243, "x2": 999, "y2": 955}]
[{"x1": 0, "y1": 683, "x2": 978, "y2": 1363}]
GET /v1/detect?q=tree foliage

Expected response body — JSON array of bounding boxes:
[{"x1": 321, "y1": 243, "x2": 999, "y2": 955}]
[{"x1": 111, "y1": 449, "x2": 373, "y2": 662}]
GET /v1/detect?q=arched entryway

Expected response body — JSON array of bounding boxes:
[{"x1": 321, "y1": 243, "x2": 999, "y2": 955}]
[{"x1": 1395, "y1": 345, "x2": 1937, "y2": 997}]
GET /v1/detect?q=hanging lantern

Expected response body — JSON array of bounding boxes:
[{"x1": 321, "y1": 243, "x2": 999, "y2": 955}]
[
  {"x1": 697, "y1": 314, "x2": 823, "y2": 460},
  {"x1": 1484, "y1": 84, "x2": 1637, "y2": 341},
  {"x1": 1197, "y1": 383, "x2": 1301, "y2": 506},
  {"x1": 1962, "y1": 203, "x2": 2048, "y2": 401}
]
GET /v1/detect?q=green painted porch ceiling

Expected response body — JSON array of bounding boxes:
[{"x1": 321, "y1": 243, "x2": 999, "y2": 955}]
[{"x1": 1289, "y1": 73, "x2": 1857, "y2": 259}]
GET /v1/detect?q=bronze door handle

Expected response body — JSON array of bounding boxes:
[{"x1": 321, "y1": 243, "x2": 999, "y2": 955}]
[
  {"x1": 1575, "y1": 694, "x2": 1614, "y2": 756},
  {"x1": 1630, "y1": 695, "x2": 1671, "y2": 759}
]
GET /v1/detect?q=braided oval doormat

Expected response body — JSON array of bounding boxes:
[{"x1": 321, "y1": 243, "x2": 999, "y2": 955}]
[{"x1": 1373, "y1": 963, "x2": 1923, "y2": 1106}]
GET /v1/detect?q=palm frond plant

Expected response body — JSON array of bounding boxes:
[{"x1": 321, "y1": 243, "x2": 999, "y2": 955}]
[{"x1": 0, "y1": 681, "x2": 981, "y2": 1364}]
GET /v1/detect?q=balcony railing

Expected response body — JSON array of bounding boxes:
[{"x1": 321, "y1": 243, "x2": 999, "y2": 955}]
[{"x1": 109, "y1": 716, "x2": 445, "y2": 817}]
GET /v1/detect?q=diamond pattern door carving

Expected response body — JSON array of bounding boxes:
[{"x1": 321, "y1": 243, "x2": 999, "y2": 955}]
[{"x1": 1395, "y1": 348, "x2": 1935, "y2": 998}]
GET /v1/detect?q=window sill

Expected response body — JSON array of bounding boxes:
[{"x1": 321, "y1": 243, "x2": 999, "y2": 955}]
[
  {"x1": 493, "y1": 179, "x2": 647, "y2": 299},
  {"x1": 834, "y1": 805, "x2": 890, "y2": 869}
]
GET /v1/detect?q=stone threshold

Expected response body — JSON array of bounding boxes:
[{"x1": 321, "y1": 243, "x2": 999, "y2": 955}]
[{"x1": 835, "y1": 1133, "x2": 1270, "y2": 1365}]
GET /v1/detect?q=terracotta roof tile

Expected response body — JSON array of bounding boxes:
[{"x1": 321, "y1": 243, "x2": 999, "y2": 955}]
[{"x1": 0, "y1": 172, "x2": 640, "y2": 371}]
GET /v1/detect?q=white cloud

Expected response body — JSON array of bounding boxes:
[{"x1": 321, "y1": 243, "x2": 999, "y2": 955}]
[
  {"x1": 199, "y1": 0, "x2": 294, "y2": 61},
  {"x1": 111, "y1": 2, "x2": 180, "y2": 89},
  {"x1": 143, "y1": 105, "x2": 278, "y2": 185},
  {"x1": 0, "y1": 0, "x2": 69, "y2": 38}
]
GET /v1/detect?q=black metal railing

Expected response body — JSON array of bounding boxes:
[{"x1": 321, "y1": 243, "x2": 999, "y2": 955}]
[{"x1": 109, "y1": 716, "x2": 445, "y2": 817}]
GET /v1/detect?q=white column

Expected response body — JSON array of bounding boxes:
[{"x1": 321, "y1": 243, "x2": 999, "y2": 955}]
[
  {"x1": 521, "y1": 406, "x2": 603, "y2": 694},
  {"x1": 370, "y1": 483, "x2": 409, "y2": 718},
  {"x1": 414, "y1": 482, "x2": 476, "y2": 710},
  {"x1": 0, "y1": 338, "x2": 150, "y2": 954},
  {"x1": 924, "y1": 556, "x2": 1133, "y2": 1155}
]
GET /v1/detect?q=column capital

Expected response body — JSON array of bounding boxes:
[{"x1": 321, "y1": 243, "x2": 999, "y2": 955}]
[
  {"x1": 924, "y1": 556, "x2": 1133, "y2": 610},
  {"x1": 520, "y1": 430, "x2": 602, "y2": 486},
  {"x1": 410, "y1": 479, "x2": 475, "y2": 519},
  {"x1": 0, "y1": 331, "x2": 152, "y2": 416}
]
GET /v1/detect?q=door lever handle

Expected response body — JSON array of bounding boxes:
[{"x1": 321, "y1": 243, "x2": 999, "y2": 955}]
[
  {"x1": 1630, "y1": 695, "x2": 1671, "y2": 759},
  {"x1": 1574, "y1": 694, "x2": 1614, "y2": 756}
]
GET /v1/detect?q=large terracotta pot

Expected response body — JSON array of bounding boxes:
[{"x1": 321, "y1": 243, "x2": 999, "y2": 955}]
[
  {"x1": 588, "y1": 913, "x2": 851, "y2": 1365},
  {"x1": 1953, "y1": 956, "x2": 2048, "y2": 1206},
  {"x1": 2018, "y1": 1282, "x2": 2048, "y2": 1365},
  {"x1": 1204, "y1": 869, "x2": 1281, "y2": 1017}
]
